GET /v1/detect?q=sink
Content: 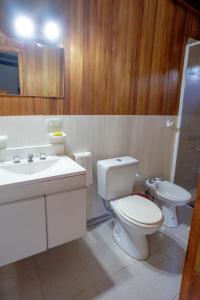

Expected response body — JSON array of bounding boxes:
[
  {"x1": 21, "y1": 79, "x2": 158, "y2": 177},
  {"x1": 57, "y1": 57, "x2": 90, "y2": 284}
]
[
  {"x1": 0, "y1": 155, "x2": 86, "y2": 184},
  {"x1": 0, "y1": 155, "x2": 86, "y2": 204},
  {"x1": 2, "y1": 158, "x2": 58, "y2": 175}
]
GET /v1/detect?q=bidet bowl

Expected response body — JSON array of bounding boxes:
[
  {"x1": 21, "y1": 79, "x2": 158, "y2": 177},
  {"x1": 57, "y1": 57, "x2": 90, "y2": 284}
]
[
  {"x1": 156, "y1": 181, "x2": 191, "y2": 207},
  {"x1": 147, "y1": 180, "x2": 191, "y2": 227}
]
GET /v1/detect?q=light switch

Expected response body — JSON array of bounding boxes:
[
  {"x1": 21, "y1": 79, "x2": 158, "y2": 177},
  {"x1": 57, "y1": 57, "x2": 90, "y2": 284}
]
[{"x1": 46, "y1": 118, "x2": 62, "y2": 133}]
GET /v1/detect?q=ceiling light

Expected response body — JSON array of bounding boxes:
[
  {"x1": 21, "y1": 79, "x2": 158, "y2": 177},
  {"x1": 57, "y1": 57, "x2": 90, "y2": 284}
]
[
  {"x1": 44, "y1": 22, "x2": 60, "y2": 41},
  {"x1": 14, "y1": 16, "x2": 34, "y2": 38}
]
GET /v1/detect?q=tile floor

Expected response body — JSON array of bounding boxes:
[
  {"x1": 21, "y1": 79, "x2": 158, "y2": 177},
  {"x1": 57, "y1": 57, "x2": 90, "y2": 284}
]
[{"x1": 0, "y1": 206, "x2": 192, "y2": 300}]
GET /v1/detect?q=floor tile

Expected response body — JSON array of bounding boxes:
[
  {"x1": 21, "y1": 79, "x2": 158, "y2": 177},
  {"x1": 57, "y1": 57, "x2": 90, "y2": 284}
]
[
  {"x1": 148, "y1": 231, "x2": 173, "y2": 255},
  {"x1": 35, "y1": 243, "x2": 95, "y2": 300},
  {"x1": 0, "y1": 258, "x2": 43, "y2": 300},
  {"x1": 94, "y1": 264, "x2": 158, "y2": 300},
  {"x1": 160, "y1": 241, "x2": 186, "y2": 269},
  {"x1": 131, "y1": 251, "x2": 182, "y2": 300},
  {"x1": 159, "y1": 224, "x2": 189, "y2": 248},
  {"x1": 0, "y1": 210, "x2": 191, "y2": 300},
  {"x1": 76, "y1": 220, "x2": 136, "y2": 283}
]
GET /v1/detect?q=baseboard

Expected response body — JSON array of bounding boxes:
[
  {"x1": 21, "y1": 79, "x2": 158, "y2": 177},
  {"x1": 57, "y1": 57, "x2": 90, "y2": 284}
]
[{"x1": 87, "y1": 213, "x2": 113, "y2": 227}]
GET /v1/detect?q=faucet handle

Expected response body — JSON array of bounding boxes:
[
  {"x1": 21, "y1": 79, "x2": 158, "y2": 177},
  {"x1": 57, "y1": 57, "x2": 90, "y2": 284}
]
[
  {"x1": 40, "y1": 153, "x2": 46, "y2": 160},
  {"x1": 27, "y1": 153, "x2": 34, "y2": 162},
  {"x1": 13, "y1": 155, "x2": 21, "y2": 163}
]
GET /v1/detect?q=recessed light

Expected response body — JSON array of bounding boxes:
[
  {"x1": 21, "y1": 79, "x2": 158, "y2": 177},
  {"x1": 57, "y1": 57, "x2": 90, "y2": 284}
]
[
  {"x1": 14, "y1": 16, "x2": 34, "y2": 38},
  {"x1": 43, "y1": 21, "x2": 60, "y2": 41}
]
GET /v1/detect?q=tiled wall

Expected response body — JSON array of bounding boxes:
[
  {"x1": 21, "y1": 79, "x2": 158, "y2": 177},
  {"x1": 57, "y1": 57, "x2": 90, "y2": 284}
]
[{"x1": 0, "y1": 115, "x2": 177, "y2": 219}]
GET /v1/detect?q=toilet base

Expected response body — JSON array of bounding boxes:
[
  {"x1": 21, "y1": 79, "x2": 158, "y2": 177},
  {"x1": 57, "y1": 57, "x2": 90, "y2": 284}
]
[
  {"x1": 112, "y1": 219, "x2": 149, "y2": 260},
  {"x1": 161, "y1": 205, "x2": 178, "y2": 228}
]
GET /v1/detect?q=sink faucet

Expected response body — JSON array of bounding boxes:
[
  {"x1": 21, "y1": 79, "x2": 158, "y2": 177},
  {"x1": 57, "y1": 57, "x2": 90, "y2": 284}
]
[
  {"x1": 13, "y1": 155, "x2": 21, "y2": 163},
  {"x1": 27, "y1": 153, "x2": 34, "y2": 163}
]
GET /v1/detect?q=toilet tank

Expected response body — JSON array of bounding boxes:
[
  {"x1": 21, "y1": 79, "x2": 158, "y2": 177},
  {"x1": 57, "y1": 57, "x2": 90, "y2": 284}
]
[{"x1": 97, "y1": 156, "x2": 139, "y2": 201}]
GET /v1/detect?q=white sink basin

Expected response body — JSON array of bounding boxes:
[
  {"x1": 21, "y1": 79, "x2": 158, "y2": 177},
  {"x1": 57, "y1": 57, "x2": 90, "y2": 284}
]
[
  {"x1": 0, "y1": 155, "x2": 86, "y2": 186},
  {"x1": 2, "y1": 159, "x2": 58, "y2": 175},
  {"x1": 0, "y1": 155, "x2": 86, "y2": 204}
]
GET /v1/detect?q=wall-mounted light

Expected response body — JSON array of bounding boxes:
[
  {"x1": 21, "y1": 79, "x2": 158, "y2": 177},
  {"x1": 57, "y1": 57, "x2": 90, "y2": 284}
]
[
  {"x1": 43, "y1": 21, "x2": 60, "y2": 42},
  {"x1": 14, "y1": 16, "x2": 34, "y2": 38}
]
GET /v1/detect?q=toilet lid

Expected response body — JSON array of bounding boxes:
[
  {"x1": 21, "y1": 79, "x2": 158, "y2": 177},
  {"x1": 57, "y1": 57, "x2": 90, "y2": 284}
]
[{"x1": 118, "y1": 195, "x2": 163, "y2": 225}]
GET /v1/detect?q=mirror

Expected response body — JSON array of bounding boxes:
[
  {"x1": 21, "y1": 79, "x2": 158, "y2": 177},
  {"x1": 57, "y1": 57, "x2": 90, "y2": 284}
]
[
  {"x1": 0, "y1": 51, "x2": 20, "y2": 95},
  {"x1": 0, "y1": 32, "x2": 64, "y2": 98}
]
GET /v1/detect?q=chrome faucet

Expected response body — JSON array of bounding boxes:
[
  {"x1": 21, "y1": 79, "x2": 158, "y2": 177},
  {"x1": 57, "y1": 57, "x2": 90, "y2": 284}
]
[
  {"x1": 27, "y1": 153, "x2": 34, "y2": 162},
  {"x1": 13, "y1": 155, "x2": 21, "y2": 163},
  {"x1": 40, "y1": 153, "x2": 46, "y2": 160}
]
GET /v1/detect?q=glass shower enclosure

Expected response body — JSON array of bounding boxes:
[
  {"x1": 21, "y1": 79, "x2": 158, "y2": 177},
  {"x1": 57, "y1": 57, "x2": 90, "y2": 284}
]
[{"x1": 174, "y1": 41, "x2": 200, "y2": 205}]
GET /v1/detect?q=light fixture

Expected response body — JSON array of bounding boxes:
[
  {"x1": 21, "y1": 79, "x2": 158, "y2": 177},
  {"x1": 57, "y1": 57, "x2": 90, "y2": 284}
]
[
  {"x1": 43, "y1": 21, "x2": 60, "y2": 41},
  {"x1": 14, "y1": 16, "x2": 34, "y2": 38}
]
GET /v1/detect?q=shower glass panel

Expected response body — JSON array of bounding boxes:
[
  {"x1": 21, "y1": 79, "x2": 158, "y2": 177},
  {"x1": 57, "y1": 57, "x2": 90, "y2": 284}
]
[{"x1": 175, "y1": 44, "x2": 200, "y2": 203}]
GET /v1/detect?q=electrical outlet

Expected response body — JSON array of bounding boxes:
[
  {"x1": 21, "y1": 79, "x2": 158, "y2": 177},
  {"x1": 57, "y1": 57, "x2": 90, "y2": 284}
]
[{"x1": 46, "y1": 118, "x2": 62, "y2": 132}]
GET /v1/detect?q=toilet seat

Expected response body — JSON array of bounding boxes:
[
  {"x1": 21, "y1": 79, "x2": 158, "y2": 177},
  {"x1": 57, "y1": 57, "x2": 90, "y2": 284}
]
[
  {"x1": 115, "y1": 195, "x2": 163, "y2": 225},
  {"x1": 156, "y1": 181, "x2": 191, "y2": 204}
]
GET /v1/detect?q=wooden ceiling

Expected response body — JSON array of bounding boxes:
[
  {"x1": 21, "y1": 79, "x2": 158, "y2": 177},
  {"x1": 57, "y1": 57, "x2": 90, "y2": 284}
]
[{"x1": 0, "y1": 0, "x2": 200, "y2": 115}]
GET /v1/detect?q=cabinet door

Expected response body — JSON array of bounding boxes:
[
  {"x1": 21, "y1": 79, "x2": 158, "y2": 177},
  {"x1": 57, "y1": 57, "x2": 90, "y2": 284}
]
[
  {"x1": 0, "y1": 197, "x2": 47, "y2": 267},
  {"x1": 46, "y1": 189, "x2": 87, "y2": 249}
]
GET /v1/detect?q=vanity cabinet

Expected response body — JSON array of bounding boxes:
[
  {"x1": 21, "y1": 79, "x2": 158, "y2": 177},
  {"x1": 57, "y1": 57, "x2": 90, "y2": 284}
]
[
  {"x1": 0, "y1": 155, "x2": 87, "y2": 266},
  {"x1": 46, "y1": 189, "x2": 87, "y2": 248},
  {"x1": 0, "y1": 197, "x2": 47, "y2": 267},
  {"x1": 0, "y1": 188, "x2": 87, "y2": 266}
]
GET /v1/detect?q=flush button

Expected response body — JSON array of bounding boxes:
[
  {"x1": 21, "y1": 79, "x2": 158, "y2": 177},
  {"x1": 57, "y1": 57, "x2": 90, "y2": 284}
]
[{"x1": 116, "y1": 158, "x2": 122, "y2": 162}]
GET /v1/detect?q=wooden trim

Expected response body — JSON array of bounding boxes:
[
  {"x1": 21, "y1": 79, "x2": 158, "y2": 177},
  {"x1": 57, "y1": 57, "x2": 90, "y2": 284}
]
[
  {"x1": 0, "y1": 46, "x2": 21, "y2": 53},
  {"x1": 0, "y1": 94, "x2": 64, "y2": 100},
  {"x1": 18, "y1": 52, "x2": 24, "y2": 96},
  {"x1": 174, "y1": 0, "x2": 200, "y2": 16},
  {"x1": 179, "y1": 177, "x2": 200, "y2": 299}
]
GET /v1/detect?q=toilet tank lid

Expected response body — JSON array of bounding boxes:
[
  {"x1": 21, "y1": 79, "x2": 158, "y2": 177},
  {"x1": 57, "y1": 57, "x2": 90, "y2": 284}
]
[{"x1": 97, "y1": 156, "x2": 138, "y2": 170}]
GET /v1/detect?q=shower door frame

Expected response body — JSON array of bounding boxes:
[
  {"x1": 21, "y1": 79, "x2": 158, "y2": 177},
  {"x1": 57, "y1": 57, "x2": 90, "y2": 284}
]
[{"x1": 171, "y1": 40, "x2": 200, "y2": 182}]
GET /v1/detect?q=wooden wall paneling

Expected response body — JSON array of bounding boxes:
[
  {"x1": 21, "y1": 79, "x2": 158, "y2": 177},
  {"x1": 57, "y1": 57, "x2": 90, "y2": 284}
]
[
  {"x1": 165, "y1": 4, "x2": 187, "y2": 115},
  {"x1": 0, "y1": 30, "x2": 65, "y2": 98},
  {"x1": 63, "y1": 0, "x2": 70, "y2": 115},
  {"x1": 21, "y1": 44, "x2": 64, "y2": 98},
  {"x1": 0, "y1": 0, "x2": 65, "y2": 115},
  {"x1": 132, "y1": 0, "x2": 158, "y2": 114},
  {"x1": 174, "y1": 0, "x2": 200, "y2": 17},
  {"x1": 0, "y1": 96, "x2": 64, "y2": 115},
  {"x1": 65, "y1": 0, "x2": 84, "y2": 115},
  {"x1": 63, "y1": 0, "x2": 200, "y2": 116},
  {"x1": 114, "y1": 0, "x2": 143, "y2": 115},
  {"x1": 0, "y1": 0, "x2": 200, "y2": 115},
  {"x1": 149, "y1": 0, "x2": 174, "y2": 115},
  {"x1": 185, "y1": 10, "x2": 200, "y2": 40},
  {"x1": 0, "y1": 0, "x2": 65, "y2": 38}
]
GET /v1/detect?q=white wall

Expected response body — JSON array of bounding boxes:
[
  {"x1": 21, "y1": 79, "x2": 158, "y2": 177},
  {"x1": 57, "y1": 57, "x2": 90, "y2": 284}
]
[{"x1": 0, "y1": 115, "x2": 177, "y2": 219}]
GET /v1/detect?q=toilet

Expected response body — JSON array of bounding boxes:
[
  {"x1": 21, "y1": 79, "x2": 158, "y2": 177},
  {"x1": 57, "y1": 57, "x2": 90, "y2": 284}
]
[
  {"x1": 97, "y1": 156, "x2": 163, "y2": 260},
  {"x1": 146, "y1": 178, "x2": 191, "y2": 228}
]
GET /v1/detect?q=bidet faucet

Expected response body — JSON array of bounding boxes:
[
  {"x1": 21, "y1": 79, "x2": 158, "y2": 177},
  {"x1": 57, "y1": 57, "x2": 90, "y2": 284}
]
[{"x1": 27, "y1": 153, "x2": 34, "y2": 162}]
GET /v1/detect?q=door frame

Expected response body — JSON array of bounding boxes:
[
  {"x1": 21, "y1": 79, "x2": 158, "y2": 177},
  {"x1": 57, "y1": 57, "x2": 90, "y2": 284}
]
[{"x1": 179, "y1": 177, "x2": 200, "y2": 299}]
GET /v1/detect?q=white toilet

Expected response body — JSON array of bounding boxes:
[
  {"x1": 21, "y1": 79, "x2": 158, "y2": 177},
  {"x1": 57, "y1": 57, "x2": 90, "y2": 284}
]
[
  {"x1": 97, "y1": 156, "x2": 163, "y2": 260},
  {"x1": 146, "y1": 178, "x2": 191, "y2": 228}
]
